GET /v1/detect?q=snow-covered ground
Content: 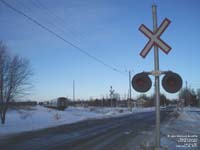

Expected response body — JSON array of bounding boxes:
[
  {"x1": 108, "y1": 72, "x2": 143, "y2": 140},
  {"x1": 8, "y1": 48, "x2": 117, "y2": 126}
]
[
  {"x1": 135, "y1": 107, "x2": 200, "y2": 150},
  {"x1": 161, "y1": 107, "x2": 200, "y2": 149},
  {"x1": 0, "y1": 106, "x2": 154, "y2": 137},
  {"x1": 1, "y1": 106, "x2": 200, "y2": 149}
]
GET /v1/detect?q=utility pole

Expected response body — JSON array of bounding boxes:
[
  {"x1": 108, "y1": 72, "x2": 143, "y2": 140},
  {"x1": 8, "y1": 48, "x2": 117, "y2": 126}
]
[
  {"x1": 109, "y1": 86, "x2": 114, "y2": 107},
  {"x1": 129, "y1": 70, "x2": 132, "y2": 100},
  {"x1": 152, "y1": 5, "x2": 161, "y2": 149},
  {"x1": 101, "y1": 97, "x2": 104, "y2": 107},
  {"x1": 186, "y1": 80, "x2": 187, "y2": 106},
  {"x1": 73, "y1": 80, "x2": 75, "y2": 101},
  {"x1": 129, "y1": 70, "x2": 132, "y2": 111},
  {"x1": 186, "y1": 80, "x2": 190, "y2": 107}
]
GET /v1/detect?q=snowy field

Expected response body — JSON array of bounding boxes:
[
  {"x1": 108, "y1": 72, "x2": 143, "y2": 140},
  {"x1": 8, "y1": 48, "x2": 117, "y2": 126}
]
[{"x1": 0, "y1": 106, "x2": 154, "y2": 137}]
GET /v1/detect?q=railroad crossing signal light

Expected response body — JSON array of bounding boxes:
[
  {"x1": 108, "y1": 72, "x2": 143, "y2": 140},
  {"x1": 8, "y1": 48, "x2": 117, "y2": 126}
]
[
  {"x1": 132, "y1": 72, "x2": 152, "y2": 93},
  {"x1": 162, "y1": 72, "x2": 182, "y2": 93}
]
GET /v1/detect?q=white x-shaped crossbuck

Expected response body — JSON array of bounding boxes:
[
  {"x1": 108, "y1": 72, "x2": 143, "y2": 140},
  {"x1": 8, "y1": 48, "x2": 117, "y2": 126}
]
[{"x1": 139, "y1": 18, "x2": 171, "y2": 58}]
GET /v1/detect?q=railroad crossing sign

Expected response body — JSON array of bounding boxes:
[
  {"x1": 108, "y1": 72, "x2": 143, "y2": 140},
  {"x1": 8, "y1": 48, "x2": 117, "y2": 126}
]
[
  {"x1": 139, "y1": 18, "x2": 171, "y2": 58},
  {"x1": 134, "y1": 5, "x2": 174, "y2": 149}
]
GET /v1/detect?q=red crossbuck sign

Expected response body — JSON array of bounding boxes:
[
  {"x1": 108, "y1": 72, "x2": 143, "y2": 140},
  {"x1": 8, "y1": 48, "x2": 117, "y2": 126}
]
[{"x1": 139, "y1": 18, "x2": 171, "y2": 58}]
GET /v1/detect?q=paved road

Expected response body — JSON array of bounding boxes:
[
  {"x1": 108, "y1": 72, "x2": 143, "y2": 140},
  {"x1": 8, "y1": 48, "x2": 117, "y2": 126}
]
[{"x1": 0, "y1": 110, "x2": 172, "y2": 150}]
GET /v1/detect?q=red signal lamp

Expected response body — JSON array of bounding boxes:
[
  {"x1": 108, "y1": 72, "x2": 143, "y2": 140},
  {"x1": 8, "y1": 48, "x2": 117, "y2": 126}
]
[
  {"x1": 162, "y1": 72, "x2": 182, "y2": 93},
  {"x1": 132, "y1": 72, "x2": 152, "y2": 93}
]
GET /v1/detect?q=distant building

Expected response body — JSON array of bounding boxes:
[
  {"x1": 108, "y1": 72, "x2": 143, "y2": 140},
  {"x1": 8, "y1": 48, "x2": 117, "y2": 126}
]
[{"x1": 136, "y1": 98, "x2": 146, "y2": 108}]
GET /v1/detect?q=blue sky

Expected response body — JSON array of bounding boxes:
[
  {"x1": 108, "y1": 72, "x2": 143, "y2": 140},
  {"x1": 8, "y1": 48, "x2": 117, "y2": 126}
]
[{"x1": 0, "y1": 0, "x2": 200, "y2": 101}]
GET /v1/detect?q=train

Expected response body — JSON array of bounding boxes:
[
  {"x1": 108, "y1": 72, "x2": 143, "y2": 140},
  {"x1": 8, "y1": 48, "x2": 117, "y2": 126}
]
[{"x1": 43, "y1": 97, "x2": 69, "y2": 110}]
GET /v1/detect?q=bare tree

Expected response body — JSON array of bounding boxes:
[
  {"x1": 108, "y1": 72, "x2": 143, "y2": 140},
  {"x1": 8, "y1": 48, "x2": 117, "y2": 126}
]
[{"x1": 0, "y1": 41, "x2": 32, "y2": 124}]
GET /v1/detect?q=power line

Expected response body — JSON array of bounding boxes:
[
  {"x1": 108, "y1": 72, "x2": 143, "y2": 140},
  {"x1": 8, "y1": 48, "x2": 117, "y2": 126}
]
[
  {"x1": 15, "y1": 0, "x2": 72, "y2": 41},
  {"x1": 29, "y1": 0, "x2": 84, "y2": 43},
  {"x1": 0, "y1": 0, "x2": 125, "y2": 75}
]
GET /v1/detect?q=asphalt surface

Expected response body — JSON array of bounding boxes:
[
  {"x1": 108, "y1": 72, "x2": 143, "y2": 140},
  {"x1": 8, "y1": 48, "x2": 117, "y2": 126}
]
[{"x1": 0, "y1": 109, "x2": 173, "y2": 150}]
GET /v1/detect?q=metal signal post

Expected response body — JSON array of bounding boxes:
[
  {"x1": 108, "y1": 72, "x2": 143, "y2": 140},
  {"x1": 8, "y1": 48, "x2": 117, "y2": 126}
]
[{"x1": 152, "y1": 5, "x2": 161, "y2": 149}]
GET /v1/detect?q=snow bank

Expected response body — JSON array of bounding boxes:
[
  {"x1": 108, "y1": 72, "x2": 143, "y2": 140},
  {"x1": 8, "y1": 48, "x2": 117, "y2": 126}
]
[
  {"x1": 128, "y1": 107, "x2": 200, "y2": 149},
  {"x1": 160, "y1": 107, "x2": 200, "y2": 149},
  {"x1": 183, "y1": 107, "x2": 200, "y2": 112},
  {"x1": 178, "y1": 111, "x2": 200, "y2": 122}
]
